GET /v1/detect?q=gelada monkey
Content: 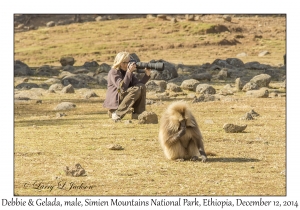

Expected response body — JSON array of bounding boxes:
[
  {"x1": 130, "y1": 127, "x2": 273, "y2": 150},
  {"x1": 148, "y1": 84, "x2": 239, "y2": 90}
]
[{"x1": 158, "y1": 101, "x2": 207, "y2": 162}]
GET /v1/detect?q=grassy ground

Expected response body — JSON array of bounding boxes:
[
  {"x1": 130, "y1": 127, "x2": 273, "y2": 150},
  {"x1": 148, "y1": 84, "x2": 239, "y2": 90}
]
[
  {"x1": 14, "y1": 88, "x2": 286, "y2": 196},
  {"x1": 14, "y1": 15, "x2": 286, "y2": 196},
  {"x1": 14, "y1": 15, "x2": 286, "y2": 67}
]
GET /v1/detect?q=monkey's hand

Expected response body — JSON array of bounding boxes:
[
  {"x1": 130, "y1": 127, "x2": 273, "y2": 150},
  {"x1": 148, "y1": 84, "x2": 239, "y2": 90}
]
[
  {"x1": 177, "y1": 120, "x2": 186, "y2": 138},
  {"x1": 165, "y1": 120, "x2": 186, "y2": 146},
  {"x1": 200, "y1": 150, "x2": 207, "y2": 163}
]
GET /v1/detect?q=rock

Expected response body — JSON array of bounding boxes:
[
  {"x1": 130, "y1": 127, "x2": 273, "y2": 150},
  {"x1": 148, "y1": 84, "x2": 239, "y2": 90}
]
[
  {"x1": 44, "y1": 78, "x2": 61, "y2": 84},
  {"x1": 46, "y1": 21, "x2": 55, "y2": 27},
  {"x1": 83, "y1": 61, "x2": 99, "y2": 68},
  {"x1": 129, "y1": 53, "x2": 141, "y2": 62},
  {"x1": 138, "y1": 111, "x2": 158, "y2": 124},
  {"x1": 240, "y1": 113, "x2": 254, "y2": 120},
  {"x1": 61, "y1": 74, "x2": 95, "y2": 88},
  {"x1": 223, "y1": 123, "x2": 247, "y2": 133},
  {"x1": 250, "y1": 74, "x2": 272, "y2": 88},
  {"x1": 156, "y1": 15, "x2": 167, "y2": 21},
  {"x1": 166, "y1": 83, "x2": 182, "y2": 92},
  {"x1": 36, "y1": 65, "x2": 60, "y2": 76},
  {"x1": 219, "y1": 84, "x2": 235, "y2": 95},
  {"x1": 244, "y1": 62, "x2": 271, "y2": 70},
  {"x1": 145, "y1": 80, "x2": 166, "y2": 92},
  {"x1": 60, "y1": 56, "x2": 75, "y2": 66},
  {"x1": 191, "y1": 72, "x2": 212, "y2": 81},
  {"x1": 56, "y1": 113, "x2": 67, "y2": 118},
  {"x1": 95, "y1": 63, "x2": 111, "y2": 74},
  {"x1": 242, "y1": 82, "x2": 259, "y2": 92},
  {"x1": 62, "y1": 65, "x2": 75, "y2": 72},
  {"x1": 193, "y1": 94, "x2": 219, "y2": 103},
  {"x1": 73, "y1": 68, "x2": 89, "y2": 74},
  {"x1": 236, "y1": 52, "x2": 248, "y2": 57},
  {"x1": 148, "y1": 59, "x2": 178, "y2": 80},
  {"x1": 49, "y1": 83, "x2": 64, "y2": 92},
  {"x1": 185, "y1": 14, "x2": 195, "y2": 21},
  {"x1": 235, "y1": 78, "x2": 243, "y2": 91},
  {"x1": 249, "y1": 109, "x2": 260, "y2": 117},
  {"x1": 246, "y1": 88, "x2": 269, "y2": 98},
  {"x1": 223, "y1": 15, "x2": 232, "y2": 22},
  {"x1": 180, "y1": 79, "x2": 200, "y2": 91},
  {"x1": 258, "y1": 50, "x2": 270, "y2": 57},
  {"x1": 107, "y1": 144, "x2": 124, "y2": 150},
  {"x1": 195, "y1": 84, "x2": 216, "y2": 94},
  {"x1": 214, "y1": 69, "x2": 228, "y2": 80},
  {"x1": 14, "y1": 60, "x2": 33, "y2": 76},
  {"x1": 61, "y1": 84, "x2": 75, "y2": 93},
  {"x1": 54, "y1": 102, "x2": 76, "y2": 111},
  {"x1": 15, "y1": 83, "x2": 39, "y2": 90},
  {"x1": 64, "y1": 163, "x2": 86, "y2": 177},
  {"x1": 83, "y1": 90, "x2": 98, "y2": 99}
]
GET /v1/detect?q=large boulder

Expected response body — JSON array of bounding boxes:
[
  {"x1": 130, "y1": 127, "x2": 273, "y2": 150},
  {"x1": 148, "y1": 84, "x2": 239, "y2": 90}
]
[
  {"x1": 190, "y1": 72, "x2": 212, "y2": 81},
  {"x1": 209, "y1": 58, "x2": 244, "y2": 70},
  {"x1": 14, "y1": 60, "x2": 33, "y2": 76},
  {"x1": 60, "y1": 56, "x2": 75, "y2": 66},
  {"x1": 94, "y1": 73, "x2": 108, "y2": 86},
  {"x1": 95, "y1": 63, "x2": 111, "y2": 74},
  {"x1": 250, "y1": 74, "x2": 272, "y2": 88},
  {"x1": 83, "y1": 61, "x2": 99, "y2": 68},
  {"x1": 36, "y1": 65, "x2": 60, "y2": 76},
  {"x1": 195, "y1": 84, "x2": 216, "y2": 94},
  {"x1": 148, "y1": 59, "x2": 178, "y2": 80},
  {"x1": 180, "y1": 79, "x2": 200, "y2": 91},
  {"x1": 61, "y1": 74, "x2": 97, "y2": 88},
  {"x1": 225, "y1": 58, "x2": 244, "y2": 68},
  {"x1": 244, "y1": 62, "x2": 272, "y2": 70},
  {"x1": 130, "y1": 53, "x2": 141, "y2": 62}
]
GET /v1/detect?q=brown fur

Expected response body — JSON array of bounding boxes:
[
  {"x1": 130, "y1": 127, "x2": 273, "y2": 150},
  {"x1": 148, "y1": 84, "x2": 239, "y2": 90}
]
[{"x1": 158, "y1": 101, "x2": 207, "y2": 162}]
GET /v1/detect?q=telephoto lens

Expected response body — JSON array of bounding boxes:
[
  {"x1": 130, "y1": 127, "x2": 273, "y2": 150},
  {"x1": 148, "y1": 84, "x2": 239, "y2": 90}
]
[{"x1": 136, "y1": 62, "x2": 164, "y2": 73}]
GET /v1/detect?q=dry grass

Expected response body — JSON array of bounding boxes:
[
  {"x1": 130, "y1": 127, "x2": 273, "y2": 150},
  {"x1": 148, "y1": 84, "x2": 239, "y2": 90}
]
[
  {"x1": 14, "y1": 88, "x2": 286, "y2": 196},
  {"x1": 14, "y1": 15, "x2": 286, "y2": 196},
  {"x1": 14, "y1": 15, "x2": 286, "y2": 67}
]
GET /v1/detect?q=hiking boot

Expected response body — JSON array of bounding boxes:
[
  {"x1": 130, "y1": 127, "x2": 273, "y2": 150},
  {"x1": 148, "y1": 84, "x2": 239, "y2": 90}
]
[{"x1": 112, "y1": 112, "x2": 121, "y2": 121}]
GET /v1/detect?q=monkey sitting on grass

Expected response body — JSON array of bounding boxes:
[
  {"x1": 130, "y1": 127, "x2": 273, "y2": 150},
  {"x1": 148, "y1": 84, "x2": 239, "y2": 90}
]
[{"x1": 158, "y1": 101, "x2": 207, "y2": 162}]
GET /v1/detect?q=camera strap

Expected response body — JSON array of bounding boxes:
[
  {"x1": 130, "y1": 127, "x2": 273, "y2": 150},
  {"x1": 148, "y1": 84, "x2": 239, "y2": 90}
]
[{"x1": 117, "y1": 80, "x2": 124, "y2": 94}]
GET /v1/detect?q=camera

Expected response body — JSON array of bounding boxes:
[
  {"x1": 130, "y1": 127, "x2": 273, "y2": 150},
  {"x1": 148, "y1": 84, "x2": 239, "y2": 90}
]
[{"x1": 129, "y1": 59, "x2": 164, "y2": 73}]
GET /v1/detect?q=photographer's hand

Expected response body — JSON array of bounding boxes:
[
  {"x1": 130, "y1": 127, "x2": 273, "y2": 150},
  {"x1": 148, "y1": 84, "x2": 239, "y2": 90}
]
[
  {"x1": 127, "y1": 63, "x2": 136, "y2": 73},
  {"x1": 144, "y1": 68, "x2": 151, "y2": 76}
]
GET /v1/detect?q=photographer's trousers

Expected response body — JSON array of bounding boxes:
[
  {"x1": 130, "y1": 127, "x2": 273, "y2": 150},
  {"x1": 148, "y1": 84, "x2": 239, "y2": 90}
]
[{"x1": 115, "y1": 83, "x2": 146, "y2": 118}]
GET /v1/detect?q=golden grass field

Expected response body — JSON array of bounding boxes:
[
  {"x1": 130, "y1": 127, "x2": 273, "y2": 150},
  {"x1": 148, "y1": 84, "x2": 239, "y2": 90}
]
[{"x1": 14, "y1": 14, "x2": 286, "y2": 196}]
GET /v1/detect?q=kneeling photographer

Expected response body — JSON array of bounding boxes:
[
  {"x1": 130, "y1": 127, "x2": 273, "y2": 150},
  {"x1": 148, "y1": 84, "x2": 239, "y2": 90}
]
[{"x1": 103, "y1": 51, "x2": 164, "y2": 121}]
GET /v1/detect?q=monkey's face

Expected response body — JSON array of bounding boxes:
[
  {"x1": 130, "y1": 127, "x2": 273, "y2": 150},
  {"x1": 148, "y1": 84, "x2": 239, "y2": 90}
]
[{"x1": 169, "y1": 110, "x2": 184, "y2": 122}]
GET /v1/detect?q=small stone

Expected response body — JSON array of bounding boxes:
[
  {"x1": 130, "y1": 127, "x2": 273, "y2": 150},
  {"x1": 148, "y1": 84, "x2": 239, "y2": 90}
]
[
  {"x1": 107, "y1": 144, "x2": 124, "y2": 150},
  {"x1": 249, "y1": 109, "x2": 260, "y2": 117},
  {"x1": 241, "y1": 113, "x2": 254, "y2": 120},
  {"x1": 64, "y1": 163, "x2": 86, "y2": 177}
]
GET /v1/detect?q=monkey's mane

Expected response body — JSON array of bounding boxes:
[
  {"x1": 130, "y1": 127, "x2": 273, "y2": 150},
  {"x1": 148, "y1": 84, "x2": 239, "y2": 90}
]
[{"x1": 162, "y1": 101, "x2": 197, "y2": 132}]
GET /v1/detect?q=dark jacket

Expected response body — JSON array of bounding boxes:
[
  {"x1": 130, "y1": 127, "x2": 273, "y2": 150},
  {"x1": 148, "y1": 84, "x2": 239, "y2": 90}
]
[{"x1": 103, "y1": 68, "x2": 150, "y2": 109}]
